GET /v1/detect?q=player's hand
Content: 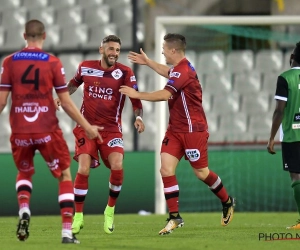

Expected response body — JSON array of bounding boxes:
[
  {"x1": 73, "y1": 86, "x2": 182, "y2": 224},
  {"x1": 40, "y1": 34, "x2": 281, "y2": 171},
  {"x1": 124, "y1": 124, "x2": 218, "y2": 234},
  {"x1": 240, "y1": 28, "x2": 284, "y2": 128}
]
[
  {"x1": 267, "y1": 138, "x2": 276, "y2": 154},
  {"x1": 54, "y1": 98, "x2": 61, "y2": 111},
  {"x1": 134, "y1": 118, "x2": 145, "y2": 134},
  {"x1": 85, "y1": 125, "x2": 104, "y2": 142},
  {"x1": 119, "y1": 85, "x2": 140, "y2": 99},
  {"x1": 128, "y1": 48, "x2": 148, "y2": 65}
]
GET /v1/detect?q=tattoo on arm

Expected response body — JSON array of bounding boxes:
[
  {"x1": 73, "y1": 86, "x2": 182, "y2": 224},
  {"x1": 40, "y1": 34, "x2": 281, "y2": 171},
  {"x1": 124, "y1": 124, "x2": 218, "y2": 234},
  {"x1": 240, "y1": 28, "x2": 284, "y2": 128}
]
[{"x1": 67, "y1": 82, "x2": 78, "y2": 95}]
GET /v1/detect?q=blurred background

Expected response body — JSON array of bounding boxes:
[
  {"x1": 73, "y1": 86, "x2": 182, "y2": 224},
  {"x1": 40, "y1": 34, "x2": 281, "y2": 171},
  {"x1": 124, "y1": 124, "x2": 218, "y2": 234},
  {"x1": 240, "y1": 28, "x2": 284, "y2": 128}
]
[{"x1": 1, "y1": 0, "x2": 300, "y2": 215}]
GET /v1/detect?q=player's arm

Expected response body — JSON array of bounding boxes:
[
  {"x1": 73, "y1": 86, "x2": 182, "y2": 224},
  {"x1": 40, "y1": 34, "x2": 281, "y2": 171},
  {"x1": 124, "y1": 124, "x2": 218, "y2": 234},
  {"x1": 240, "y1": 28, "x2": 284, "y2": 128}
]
[
  {"x1": 267, "y1": 76, "x2": 287, "y2": 154},
  {"x1": 120, "y1": 86, "x2": 171, "y2": 102},
  {"x1": 0, "y1": 90, "x2": 9, "y2": 114},
  {"x1": 128, "y1": 48, "x2": 170, "y2": 78},
  {"x1": 58, "y1": 91, "x2": 103, "y2": 141}
]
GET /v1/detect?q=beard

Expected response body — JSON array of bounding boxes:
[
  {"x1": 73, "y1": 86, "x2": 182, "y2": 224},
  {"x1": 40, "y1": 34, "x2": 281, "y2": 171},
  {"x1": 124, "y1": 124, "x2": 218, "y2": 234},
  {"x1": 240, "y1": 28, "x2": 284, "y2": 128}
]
[{"x1": 103, "y1": 54, "x2": 117, "y2": 67}]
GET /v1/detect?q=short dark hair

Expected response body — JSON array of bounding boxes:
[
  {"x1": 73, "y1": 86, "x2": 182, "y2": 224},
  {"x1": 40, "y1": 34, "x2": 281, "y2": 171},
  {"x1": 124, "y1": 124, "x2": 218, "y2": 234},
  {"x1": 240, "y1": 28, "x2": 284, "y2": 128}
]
[
  {"x1": 293, "y1": 42, "x2": 300, "y2": 64},
  {"x1": 102, "y1": 35, "x2": 122, "y2": 46},
  {"x1": 163, "y1": 33, "x2": 186, "y2": 52},
  {"x1": 25, "y1": 19, "x2": 45, "y2": 39}
]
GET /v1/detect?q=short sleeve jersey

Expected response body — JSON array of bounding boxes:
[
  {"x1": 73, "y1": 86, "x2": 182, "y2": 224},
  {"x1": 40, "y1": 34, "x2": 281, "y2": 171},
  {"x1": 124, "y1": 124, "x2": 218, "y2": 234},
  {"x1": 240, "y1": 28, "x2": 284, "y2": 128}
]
[
  {"x1": 164, "y1": 58, "x2": 207, "y2": 132},
  {"x1": 70, "y1": 60, "x2": 142, "y2": 132},
  {"x1": 0, "y1": 47, "x2": 68, "y2": 134},
  {"x1": 275, "y1": 67, "x2": 300, "y2": 142}
]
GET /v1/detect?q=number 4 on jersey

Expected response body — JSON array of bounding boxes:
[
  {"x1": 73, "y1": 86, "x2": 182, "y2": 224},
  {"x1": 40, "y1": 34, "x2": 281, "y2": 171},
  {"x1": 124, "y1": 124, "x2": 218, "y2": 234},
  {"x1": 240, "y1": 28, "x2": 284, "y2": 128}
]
[{"x1": 21, "y1": 64, "x2": 39, "y2": 90}]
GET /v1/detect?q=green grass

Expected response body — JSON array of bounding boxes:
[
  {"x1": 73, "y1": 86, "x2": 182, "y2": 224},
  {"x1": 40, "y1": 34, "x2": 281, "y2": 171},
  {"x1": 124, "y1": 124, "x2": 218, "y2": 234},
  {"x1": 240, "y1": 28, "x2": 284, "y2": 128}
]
[{"x1": 1, "y1": 213, "x2": 300, "y2": 250}]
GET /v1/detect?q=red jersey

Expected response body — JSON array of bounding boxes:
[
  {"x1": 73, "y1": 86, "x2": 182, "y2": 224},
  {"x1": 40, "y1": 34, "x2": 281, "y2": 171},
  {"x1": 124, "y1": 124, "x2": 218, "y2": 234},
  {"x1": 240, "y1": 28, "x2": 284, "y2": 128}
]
[
  {"x1": 164, "y1": 58, "x2": 207, "y2": 132},
  {"x1": 70, "y1": 60, "x2": 142, "y2": 132},
  {"x1": 0, "y1": 47, "x2": 68, "y2": 134}
]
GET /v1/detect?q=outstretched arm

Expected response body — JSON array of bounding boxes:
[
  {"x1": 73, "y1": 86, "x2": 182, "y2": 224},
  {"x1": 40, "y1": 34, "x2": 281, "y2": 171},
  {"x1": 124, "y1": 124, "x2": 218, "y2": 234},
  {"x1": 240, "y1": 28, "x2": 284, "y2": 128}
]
[
  {"x1": 128, "y1": 48, "x2": 170, "y2": 78},
  {"x1": 120, "y1": 86, "x2": 171, "y2": 102}
]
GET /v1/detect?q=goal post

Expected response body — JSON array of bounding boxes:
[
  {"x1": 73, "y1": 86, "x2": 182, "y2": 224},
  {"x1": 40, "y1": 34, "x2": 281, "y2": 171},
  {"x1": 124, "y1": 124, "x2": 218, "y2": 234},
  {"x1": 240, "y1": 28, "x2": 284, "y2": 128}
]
[{"x1": 154, "y1": 16, "x2": 300, "y2": 214}]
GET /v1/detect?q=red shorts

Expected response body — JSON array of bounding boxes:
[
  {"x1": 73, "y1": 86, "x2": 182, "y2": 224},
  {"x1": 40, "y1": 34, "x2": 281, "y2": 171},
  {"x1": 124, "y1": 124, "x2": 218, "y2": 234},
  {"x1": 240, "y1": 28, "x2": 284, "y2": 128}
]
[
  {"x1": 73, "y1": 126, "x2": 124, "y2": 168},
  {"x1": 10, "y1": 130, "x2": 71, "y2": 178},
  {"x1": 161, "y1": 130, "x2": 209, "y2": 169}
]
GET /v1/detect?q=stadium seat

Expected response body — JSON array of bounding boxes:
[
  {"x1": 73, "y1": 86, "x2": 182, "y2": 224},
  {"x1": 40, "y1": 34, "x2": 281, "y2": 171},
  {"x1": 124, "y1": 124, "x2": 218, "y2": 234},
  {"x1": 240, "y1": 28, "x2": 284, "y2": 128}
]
[
  {"x1": 283, "y1": 49, "x2": 293, "y2": 71},
  {"x1": 0, "y1": 28, "x2": 6, "y2": 48},
  {"x1": 22, "y1": 0, "x2": 49, "y2": 8},
  {"x1": 219, "y1": 112, "x2": 248, "y2": 133},
  {"x1": 70, "y1": 85, "x2": 84, "y2": 110},
  {"x1": 83, "y1": 5, "x2": 110, "y2": 26},
  {"x1": 255, "y1": 50, "x2": 283, "y2": 73},
  {"x1": 111, "y1": 5, "x2": 132, "y2": 25},
  {"x1": 77, "y1": 0, "x2": 104, "y2": 8},
  {"x1": 0, "y1": 0, "x2": 22, "y2": 10},
  {"x1": 56, "y1": 24, "x2": 88, "y2": 50},
  {"x1": 3, "y1": 28, "x2": 25, "y2": 51},
  {"x1": 58, "y1": 53, "x2": 84, "y2": 82},
  {"x1": 261, "y1": 72, "x2": 278, "y2": 92},
  {"x1": 82, "y1": 24, "x2": 117, "y2": 49},
  {"x1": 197, "y1": 50, "x2": 225, "y2": 74},
  {"x1": 226, "y1": 50, "x2": 254, "y2": 73},
  {"x1": 202, "y1": 92, "x2": 212, "y2": 112},
  {"x1": 248, "y1": 115, "x2": 272, "y2": 142},
  {"x1": 203, "y1": 72, "x2": 232, "y2": 95},
  {"x1": 185, "y1": 50, "x2": 197, "y2": 68},
  {"x1": 48, "y1": 0, "x2": 76, "y2": 8},
  {"x1": 28, "y1": 6, "x2": 56, "y2": 27},
  {"x1": 84, "y1": 52, "x2": 101, "y2": 61},
  {"x1": 56, "y1": 110, "x2": 75, "y2": 151},
  {"x1": 42, "y1": 24, "x2": 61, "y2": 50},
  {"x1": 136, "y1": 65, "x2": 155, "y2": 92},
  {"x1": 212, "y1": 91, "x2": 240, "y2": 114},
  {"x1": 118, "y1": 52, "x2": 133, "y2": 68},
  {"x1": 0, "y1": 113, "x2": 11, "y2": 152},
  {"x1": 56, "y1": 6, "x2": 83, "y2": 27},
  {"x1": 205, "y1": 112, "x2": 219, "y2": 133},
  {"x1": 104, "y1": 0, "x2": 131, "y2": 8},
  {"x1": 241, "y1": 92, "x2": 270, "y2": 115},
  {"x1": 1, "y1": 7, "x2": 28, "y2": 28},
  {"x1": 233, "y1": 71, "x2": 262, "y2": 94}
]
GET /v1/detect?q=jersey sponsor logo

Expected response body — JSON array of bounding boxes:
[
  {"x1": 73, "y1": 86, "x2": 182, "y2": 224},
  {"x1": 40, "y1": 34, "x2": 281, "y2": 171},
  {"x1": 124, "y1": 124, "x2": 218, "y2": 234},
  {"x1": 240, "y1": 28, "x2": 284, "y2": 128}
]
[
  {"x1": 15, "y1": 102, "x2": 49, "y2": 122},
  {"x1": 294, "y1": 113, "x2": 300, "y2": 122},
  {"x1": 46, "y1": 159, "x2": 59, "y2": 171},
  {"x1": 170, "y1": 72, "x2": 181, "y2": 78},
  {"x1": 185, "y1": 149, "x2": 200, "y2": 162},
  {"x1": 292, "y1": 124, "x2": 300, "y2": 129},
  {"x1": 111, "y1": 69, "x2": 123, "y2": 79},
  {"x1": 130, "y1": 76, "x2": 136, "y2": 82},
  {"x1": 107, "y1": 138, "x2": 124, "y2": 148},
  {"x1": 14, "y1": 135, "x2": 52, "y2": 147},
  {"x1": 13, "y1": 52, "x2": 49, "y2": 61},
  {"x1": 88, "y1": 86, "x2": 113, "y2": 100},
  {"x1": 81, "y1": 67, "x2": 104, "y2": 77},
  {"x1": 16, "y1": 93, "x2": 48, "y2": 100}
]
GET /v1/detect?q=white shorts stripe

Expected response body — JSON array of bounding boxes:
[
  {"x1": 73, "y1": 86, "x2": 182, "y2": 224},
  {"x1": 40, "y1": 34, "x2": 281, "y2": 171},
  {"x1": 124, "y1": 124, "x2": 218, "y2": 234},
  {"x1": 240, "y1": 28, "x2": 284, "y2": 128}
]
[
  {"x1": 164, "y1": 185, "x2": 179, "y2": 193},
  {"x1": 74, "y1": 188, "x2": 88, "y2": 195},
  {"x1": 209, "y1": 177, "x2": 221, "y2": 190},
  {"x1": 16, "y1": 180, "x2": 32, "y2": 190},
  {"x1": 109, "y1": 182, "x2": 122, "y2": 192},
  {"x1": 58, "y1": 193, "x2": 74, "y2": 202}
]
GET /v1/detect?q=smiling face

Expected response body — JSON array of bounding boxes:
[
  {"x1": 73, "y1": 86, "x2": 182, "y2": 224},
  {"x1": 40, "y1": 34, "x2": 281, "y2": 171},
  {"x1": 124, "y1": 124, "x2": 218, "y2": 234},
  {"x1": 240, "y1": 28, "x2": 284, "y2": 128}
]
[
  {"x1": 99, "y1": 41, "x2": 121, "y2": 68},
  {"x1": 162, "y1": 41, "x2": 174, "y2": 65}
]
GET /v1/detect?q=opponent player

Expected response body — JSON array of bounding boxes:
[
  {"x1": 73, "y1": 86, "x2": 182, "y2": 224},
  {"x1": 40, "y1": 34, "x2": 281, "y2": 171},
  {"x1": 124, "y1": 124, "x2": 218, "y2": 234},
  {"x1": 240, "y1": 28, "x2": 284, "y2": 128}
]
[
  {"x1": 120, "y1": 33, "x2": 235, "y2": 235},
  {"x1": 0, "y1": 19, "x2": 102, "y2": 244},
  {"x1": 268, "y1": 42, "x2": 300, "y2": 229},
  {"x1": 55, "y1": 35, "x2": 144, "y2": 235}
]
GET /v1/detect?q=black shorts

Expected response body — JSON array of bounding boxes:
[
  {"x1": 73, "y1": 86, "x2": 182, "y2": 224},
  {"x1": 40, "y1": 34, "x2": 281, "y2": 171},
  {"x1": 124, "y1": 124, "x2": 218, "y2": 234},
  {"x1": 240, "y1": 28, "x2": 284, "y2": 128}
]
[{"x1": 281, "y1": 142, "x2": 300, "y2": 173}]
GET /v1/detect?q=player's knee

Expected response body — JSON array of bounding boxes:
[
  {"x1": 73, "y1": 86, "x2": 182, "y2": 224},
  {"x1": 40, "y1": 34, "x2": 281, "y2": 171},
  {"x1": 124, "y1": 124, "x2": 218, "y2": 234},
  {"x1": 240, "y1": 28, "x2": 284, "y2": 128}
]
[
  {"x1": 78, "y1": 164, "x2": 90, "y2": 175},
  {"x1": 160, "y1": 166, "x2": 174, "y2": 177},
  {"x1": 18, "y1": 171, "x2": 33, "y2": 180}
]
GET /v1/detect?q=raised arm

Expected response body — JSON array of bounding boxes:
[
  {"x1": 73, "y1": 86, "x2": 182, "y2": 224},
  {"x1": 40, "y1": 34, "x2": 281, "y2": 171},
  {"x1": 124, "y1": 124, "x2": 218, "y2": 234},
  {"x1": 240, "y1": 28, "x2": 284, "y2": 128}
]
[{"x1": 128, "y1": 48, "x2": 170, "y2": 78}]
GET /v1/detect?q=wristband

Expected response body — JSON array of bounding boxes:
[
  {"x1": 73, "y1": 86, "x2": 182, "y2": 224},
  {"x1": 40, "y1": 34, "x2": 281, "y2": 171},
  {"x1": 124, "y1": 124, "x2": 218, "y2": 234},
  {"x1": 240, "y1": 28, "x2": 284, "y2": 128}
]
[{"x1": 136, "y1": 116, "x2": 143, "y2": 121}]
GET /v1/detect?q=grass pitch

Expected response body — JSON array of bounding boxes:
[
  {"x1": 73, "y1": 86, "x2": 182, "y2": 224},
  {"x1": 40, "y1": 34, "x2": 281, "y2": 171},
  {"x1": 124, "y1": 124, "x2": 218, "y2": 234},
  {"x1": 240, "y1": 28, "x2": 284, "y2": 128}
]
[{"x1": 0, "y1": 212, "x2": 299, "y2": 250}]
